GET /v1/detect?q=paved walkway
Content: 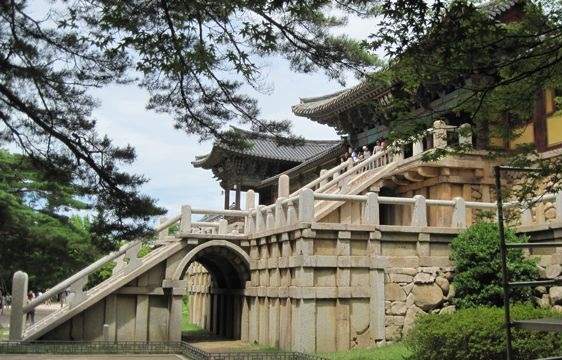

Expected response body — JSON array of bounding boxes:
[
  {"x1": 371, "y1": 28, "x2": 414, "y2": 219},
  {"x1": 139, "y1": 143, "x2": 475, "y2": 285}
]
[
  {"x1": 188, "y1": 338, "x2": 256, "y2": 352},
  {"x1": 0, "y1": 305, "x2": 59, "y2": 340}
]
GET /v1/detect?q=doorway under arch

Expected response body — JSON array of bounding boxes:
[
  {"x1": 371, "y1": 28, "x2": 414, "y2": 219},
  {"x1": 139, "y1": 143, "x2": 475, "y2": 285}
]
[{"x1": 174, "y1": 241, "x2": 250, "y2": 340}]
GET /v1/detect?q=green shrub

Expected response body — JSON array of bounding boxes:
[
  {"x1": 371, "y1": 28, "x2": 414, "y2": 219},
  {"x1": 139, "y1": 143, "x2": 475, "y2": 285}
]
[
  {"x1": 451, "y1": 222, "x2": 538, "y2": 308},
  {"x1": 406, "y1": 304, "x2": 562, "y2": 360}
]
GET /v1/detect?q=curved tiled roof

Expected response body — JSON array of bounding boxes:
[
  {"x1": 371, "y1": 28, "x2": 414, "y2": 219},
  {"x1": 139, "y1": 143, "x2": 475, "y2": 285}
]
[
  {"x1": 482, "y1": 0, "x2": 523, "y2": 18},
  {"x1": 192, "y1": 127, "x2": 341, "y2": 169},
  {"x1": 291, "y1": 80, "x2": 391, "y2": 118},
  {"x1": 291, "y1": 0, "x2": 524, "y2": 122},
  {"x1": 258, "y1": 140, "x2": 344, "y2": 188}
]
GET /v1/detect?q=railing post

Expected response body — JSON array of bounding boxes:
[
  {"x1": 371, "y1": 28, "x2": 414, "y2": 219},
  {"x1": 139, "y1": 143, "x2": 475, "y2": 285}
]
[
  {"x1": 124, "y1": 241, "x2": 142, "y2": 272},
  {"x1": 319, "y1": 169, "x2": 328, "y2": 187},
  {"x1": 458, "y1": 123, "x2": 472, "y2": 147},
  {"x1": 275, "y1": 198, "x2": 286, "y2": 228},
  {"x1": 245, "y1": 190, "x2": 256, "y2": 234},
  {"x1": 266, "y1": 207, "x2": 275, "y2": 230},
  {"x1": 298, "y1": 188, "x2": 315, "y2": 223},
  {"x1": 218, "y1": 219, "x2": 228, "y2": 234},
  {"x1": 364, "y1": 192, "x2": 380, "y2": 225},
  {"x1": 346, "y1": 158, "x2": 354, "y2": 171},
  {"x1": 391, "y1": 145, "x2": 404, "y2": 162},
  {"x1": 411, "y1": 195, "x2": 427, "y2": 227},
  {"x1": 158, "y1": 216, "x2": 169, "y2": 241},
  {"x1": 412, "y1": 139, "x2": 423, "y2": 156},
  {"x1": 451, "y1": 197, "x2": 466, "y2": 228},
  {"x1": 287, "y1": 200, "x2": 297, "y2": 225},
  {"x1": 433, "y1": 120, "x2": 448, "y2": 149},
  {"x1": 278, "y1": 174, "x2": 290, "y2": 199},
  {"x1": 521, "y1": 206, "x2": 533, "y2": 226},
  {"x1": 68, "y1": 276, "x2": 89, "y2": 307},
  {"x1": 180, "y1": 205, "x2": 192, "y2": 236},
  {"x1": 9, "y1": 271, "x2": 28, "y2": 341},
  {"x1": 556, "y1": 191, "x2": 562, "y2": 222},
  {"x1": 256, "y1": 205, "x2": 266, "y2": 232}
]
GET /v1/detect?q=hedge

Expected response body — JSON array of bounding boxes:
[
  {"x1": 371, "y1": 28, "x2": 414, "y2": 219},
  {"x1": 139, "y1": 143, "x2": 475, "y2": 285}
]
[{"x1": 406, "y1": 304, "x2": 562, "y2": 360}]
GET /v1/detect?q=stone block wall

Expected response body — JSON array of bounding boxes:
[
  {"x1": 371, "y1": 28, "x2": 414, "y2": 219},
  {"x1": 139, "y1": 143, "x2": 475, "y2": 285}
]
[
  {"x1": 183, "y1": 226, "x2": 464, "y2": 352},
  {"x1": 185, "y1": 262, "x2": 213, "y2": 331},
  {"x1": 239, "y1": 226, "x2": 467, "y2": 351},
  {"x1": 240, "y1": 227, "x2": 387, "y2": 353}
]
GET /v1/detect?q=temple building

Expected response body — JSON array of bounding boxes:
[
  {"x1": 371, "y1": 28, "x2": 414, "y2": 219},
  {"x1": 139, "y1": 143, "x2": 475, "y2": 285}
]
[{"x1": 192, "y1": 127, "x2": 343, "y2": 207}]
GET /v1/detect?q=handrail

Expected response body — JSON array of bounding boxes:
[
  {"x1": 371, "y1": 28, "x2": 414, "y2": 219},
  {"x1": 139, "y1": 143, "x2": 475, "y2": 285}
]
[
  {"x1": 190, "y1": 208, "x2": 249, "y2": 217},
  {"x1": 314, "y1": 193, "x2": 367, "y2": 202},
  {"x1": 379, "y1": 196, "x2": 416, "y2": 205},
  {"x1": 24, "y1": 213, "x2": 183, "y2": 312},
  {"x1": 315, "y1": 151, "x2": 389, "y2": 194},
  {"x1": 192, "y1": 221, "x2": 219, "y2": 228},
  {"x1": 289, "y1": 160, "x2": 352, "y2": 197}
]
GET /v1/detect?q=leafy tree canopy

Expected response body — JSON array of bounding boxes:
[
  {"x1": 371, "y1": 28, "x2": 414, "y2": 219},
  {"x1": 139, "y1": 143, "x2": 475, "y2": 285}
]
[
  {"x1": 450, "y1": 222, "x2": 538, "y2": 308},
  {"x1": 366, "y1": 0, "x2": 562, "y2": 199}
]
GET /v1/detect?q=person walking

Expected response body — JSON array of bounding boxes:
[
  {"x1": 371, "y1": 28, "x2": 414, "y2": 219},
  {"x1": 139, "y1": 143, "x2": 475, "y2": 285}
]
[{"x1": 26, "y1": 291, "x2": 36, "y2": 324}]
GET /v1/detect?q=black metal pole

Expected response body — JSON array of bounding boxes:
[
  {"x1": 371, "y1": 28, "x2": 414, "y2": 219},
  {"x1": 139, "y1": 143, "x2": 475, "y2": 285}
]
[{"x1": 495, "y1": 166, "x2": 513, "y2": 360}]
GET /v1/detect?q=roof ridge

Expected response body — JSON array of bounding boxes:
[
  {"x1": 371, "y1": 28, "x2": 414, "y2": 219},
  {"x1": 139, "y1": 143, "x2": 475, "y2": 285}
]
[{"x1": 226, "y1": 125, "x2": 340, "y2": 145}]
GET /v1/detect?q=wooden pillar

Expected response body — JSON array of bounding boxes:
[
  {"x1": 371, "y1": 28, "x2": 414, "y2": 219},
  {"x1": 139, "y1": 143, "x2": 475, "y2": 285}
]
[
  {"x1": 235, "y1": 185, "x2": 241, "y2": 210},
  {"x1": 224, "y1": 188, "x2": 231, "y2": 209}
]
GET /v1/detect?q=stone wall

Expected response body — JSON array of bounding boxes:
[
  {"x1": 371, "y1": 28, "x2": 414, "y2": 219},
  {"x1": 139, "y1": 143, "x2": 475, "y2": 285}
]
[
  {"x1": 239, "y1": 227, "x2": 386, "y2": 352},
  {"x1": 384, "y1": 266, "x2": 455, "y2": 341},
  {"x1": 185, "y1": 225, "x2": 462, "y2": 352}
]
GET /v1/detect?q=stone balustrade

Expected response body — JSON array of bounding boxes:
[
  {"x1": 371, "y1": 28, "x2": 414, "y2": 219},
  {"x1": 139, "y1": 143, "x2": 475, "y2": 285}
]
[{"x1": 9, "y1": 216, "x2": 183, "y2": 341}]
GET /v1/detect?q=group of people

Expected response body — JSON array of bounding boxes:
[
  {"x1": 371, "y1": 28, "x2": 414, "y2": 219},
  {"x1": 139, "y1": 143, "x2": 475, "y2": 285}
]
[
  {"x1": 0, "y1": 288, "x2": 64, "y2": 324},
  {"x1": 341, "y1": 138, "x2": 388, "y2": 163}
]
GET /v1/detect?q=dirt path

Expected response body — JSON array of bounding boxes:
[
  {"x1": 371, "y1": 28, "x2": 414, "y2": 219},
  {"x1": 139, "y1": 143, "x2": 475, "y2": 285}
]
[{"x1": 187, "y1": 338, "x2": 258, "y2": 352}]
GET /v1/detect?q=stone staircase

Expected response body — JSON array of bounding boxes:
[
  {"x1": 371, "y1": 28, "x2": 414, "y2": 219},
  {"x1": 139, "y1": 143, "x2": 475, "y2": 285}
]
[
  {"x1": 313, "y1": 152, "x2": 398, "y2": 221},
  {"x1": 19, "y1": 240, "x2": 185, "y2": 342}
]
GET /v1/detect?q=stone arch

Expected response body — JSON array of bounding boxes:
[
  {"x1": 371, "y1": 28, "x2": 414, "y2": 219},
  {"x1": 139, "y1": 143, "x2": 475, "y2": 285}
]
[
  {"x1": 172, "y1": 240, "x2": 250, "y2": 281},
  {"x1": 173, "y1": 240, "x2": 250, "y2": 339}
]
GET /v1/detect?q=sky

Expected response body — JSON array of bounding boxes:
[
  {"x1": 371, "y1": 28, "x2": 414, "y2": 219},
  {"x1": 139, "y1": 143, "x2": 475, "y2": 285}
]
[
  {"x1": 88, "y1": 16, "x2": 375, "y2": 218},
  {"x1": 92, "y1": 62, "x2": 345, "y2": 217}
]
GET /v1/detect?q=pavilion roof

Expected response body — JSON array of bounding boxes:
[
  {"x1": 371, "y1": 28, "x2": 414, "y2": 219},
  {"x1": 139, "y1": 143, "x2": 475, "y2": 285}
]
[
  {"x1": 192, "y1": 127, "x2": 341, "y2": 169},
  {"x1": 291, "y1": 0, "x2": 525, "y2": 130},
  {"x1": 257, "y1": 139, "x2": 344, "y2": 188},
  {"x1": 291, "y1": 80, "x2": 392, "y2": 124}
]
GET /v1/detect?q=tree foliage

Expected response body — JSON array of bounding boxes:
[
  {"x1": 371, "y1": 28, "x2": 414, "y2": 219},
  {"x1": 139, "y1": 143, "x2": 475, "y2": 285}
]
[
  {"x1": 0, "y1": 0, "x2": 379, "y2": 239},
  {"x1": 366, "y1": 0, "x2": 562, "y2": 200},
  {"x1": 406, "y1": 304, "x2": 562, "y2": 360},
  {"x1": 450, "y1": 222, "x2": 538, "y2": 308},
  {"x1": 0, "y1": 149, "x2": 111, "y2": 291}
]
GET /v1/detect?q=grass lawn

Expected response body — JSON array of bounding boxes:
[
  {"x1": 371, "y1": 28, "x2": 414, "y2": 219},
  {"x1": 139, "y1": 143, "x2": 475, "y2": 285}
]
[
  {"x1": 322, "y1": 343, "x2": 411, "y2": 360},
  {"x1": 0, "y1": 327, "x2": 7, "y2": 341},
  {"x1": 181, "y1": 296, "x2": 202, "y2": 333}
]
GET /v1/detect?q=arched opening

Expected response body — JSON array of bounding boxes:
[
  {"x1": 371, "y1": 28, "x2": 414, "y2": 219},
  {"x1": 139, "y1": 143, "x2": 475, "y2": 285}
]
[{"x1": 175, "y1": 242, "x2": 250, "y2": 341}]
